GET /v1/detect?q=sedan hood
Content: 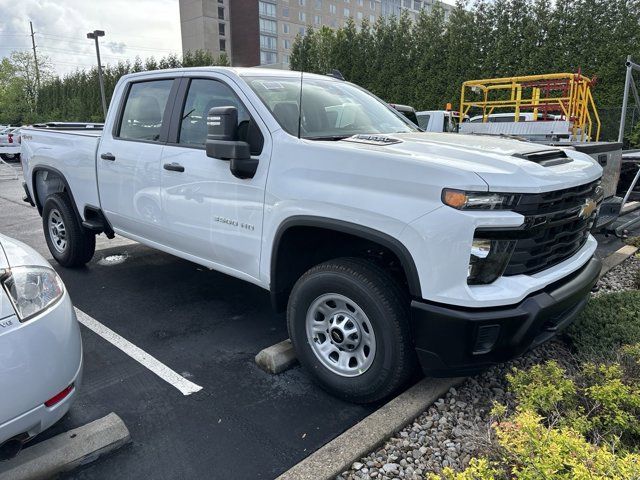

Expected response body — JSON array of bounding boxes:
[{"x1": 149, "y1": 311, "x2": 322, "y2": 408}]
[{"x1": 338, "y1": 132, "x2": 602, "y2": 193}]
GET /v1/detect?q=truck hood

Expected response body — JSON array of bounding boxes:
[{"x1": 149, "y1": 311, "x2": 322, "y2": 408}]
[{"x1": 337, "y1": 132, "x2": 602, "y2": 193}]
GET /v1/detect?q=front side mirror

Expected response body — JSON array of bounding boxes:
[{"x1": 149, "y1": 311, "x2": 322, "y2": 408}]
[{"x1": 205, "y1": 106, "x2": 258, "y2": 179}]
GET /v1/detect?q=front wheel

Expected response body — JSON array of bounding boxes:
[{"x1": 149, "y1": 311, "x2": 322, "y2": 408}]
[
  {"x1": 43, "y1": 193, "x2": 96, "y2": 267},
  {"x1": 287, "y1": 258, "x2": 416, "y2": 404}
]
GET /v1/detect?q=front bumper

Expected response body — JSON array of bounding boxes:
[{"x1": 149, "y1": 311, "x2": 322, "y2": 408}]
[{"x1": 411, "y1": 255, "x2": 601, "y2": 377}]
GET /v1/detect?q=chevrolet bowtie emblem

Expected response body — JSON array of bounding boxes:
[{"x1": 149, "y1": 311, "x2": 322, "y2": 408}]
[{"x1": 579, "y1": 198, "x2": 598, "y2": 220}]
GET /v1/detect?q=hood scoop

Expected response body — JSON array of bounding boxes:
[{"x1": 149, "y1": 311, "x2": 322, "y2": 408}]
[
  {"x1": 512, "y1": 149, "x2": 573, "y2": 167},
  {"x1": 343, "y1": 134, "x2": 402, "y2": 146}
]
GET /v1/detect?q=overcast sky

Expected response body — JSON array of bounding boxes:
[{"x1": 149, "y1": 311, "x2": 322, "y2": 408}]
[
  {"x1": 0, "y1": 0, "x2": 182, "y2": 76},
  {"x1": 0, "y1": 0, "x2": 455, "y2": 77}
]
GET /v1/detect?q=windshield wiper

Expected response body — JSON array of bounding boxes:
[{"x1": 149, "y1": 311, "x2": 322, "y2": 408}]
[{"x1": 305, "y1": 135, "x2": 352, "y2": 141}]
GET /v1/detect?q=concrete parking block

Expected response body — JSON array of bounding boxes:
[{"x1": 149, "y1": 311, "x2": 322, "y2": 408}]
[
  {"x1": 255, "y1": 339, "x2": 298, "y2": 374},
  {"x1": 276, "y1": 377, "x2": 464, "y2": 480},
  {"x1": 0, "y1": 413, "x2": 130, "y2": 480}
]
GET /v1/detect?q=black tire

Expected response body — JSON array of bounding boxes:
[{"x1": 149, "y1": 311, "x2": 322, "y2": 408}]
[
  {"x1": 287, "y1": 257, "x2": 417, "y2": 404},
  {"x1": 42, "y1": 193, "x2": 96, "y2": 267}
]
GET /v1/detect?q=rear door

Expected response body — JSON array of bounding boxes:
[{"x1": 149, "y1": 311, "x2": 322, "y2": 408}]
[
  {"x1": 97, "y1": 75, "x2": 179, "y2": 239},
  {"x1": 158, "y1": 75, "x2": 271, "y2": 281}
]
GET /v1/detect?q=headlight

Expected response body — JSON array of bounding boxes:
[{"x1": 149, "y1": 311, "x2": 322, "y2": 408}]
[
  {"x1": 442, "y1": 189, "x2": 519, "y2": 210},
  {"x1": 468, "y1": 238, "x2": 516, "y2": 285},
  {"x1": 1, "y1": 266, "x2": 64, "y2": 321}
]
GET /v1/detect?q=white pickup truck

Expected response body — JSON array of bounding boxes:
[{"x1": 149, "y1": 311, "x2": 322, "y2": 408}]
[{"x1": 21, "y1": 67, "x2": 604, "y2": 403}]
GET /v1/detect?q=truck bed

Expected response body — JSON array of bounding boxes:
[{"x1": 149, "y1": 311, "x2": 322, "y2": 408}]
[{"x1": 21, "y1": 127, "x2": 102, "y2": 216}]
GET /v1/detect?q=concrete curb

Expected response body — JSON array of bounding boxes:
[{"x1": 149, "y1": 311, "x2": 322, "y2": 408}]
[
  {"x1": 600, "y1": 244, "x2": 639, "y2": 277},
  {"x1": 276, "y1": 377, "x2": 464, "y2": 480},
  {"x1": 0, "y1": 413, "x2": 130, "y2": 480},
  {"x1": 255, "y1": 339, "x2": 297, "y2": 374}
]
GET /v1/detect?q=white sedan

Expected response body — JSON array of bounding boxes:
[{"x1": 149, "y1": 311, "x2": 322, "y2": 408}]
[
  {"x1": 0, "y1": 127, "x2": 20, "y2": 162},
  {"x1": 0, "y1": 233, "x2": 83, "y2": 461}
]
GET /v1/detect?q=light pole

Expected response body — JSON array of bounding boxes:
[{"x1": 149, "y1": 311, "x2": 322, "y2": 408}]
[{"x1": 87, "y1": 30, "x2": 107, "y2": 120}]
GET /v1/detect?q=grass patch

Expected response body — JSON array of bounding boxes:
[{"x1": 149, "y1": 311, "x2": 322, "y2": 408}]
[
  {"x1": 625, "y1": 236, "x2": 640, "y2": 248},
  {"x1": 566, "y1": 291, "x2": 640, "y2": 360}
]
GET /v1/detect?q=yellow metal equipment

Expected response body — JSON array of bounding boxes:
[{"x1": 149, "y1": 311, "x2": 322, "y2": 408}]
[{"x1": 459, "y1": 73, "x2": 601, "y2": 141}]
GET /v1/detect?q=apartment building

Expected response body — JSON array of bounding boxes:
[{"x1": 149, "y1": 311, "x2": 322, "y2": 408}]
[{"x1": 179, "y1": 0, "x2": 452, "y2": 68}]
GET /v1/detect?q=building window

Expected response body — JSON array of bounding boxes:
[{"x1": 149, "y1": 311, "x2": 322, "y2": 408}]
[
  {"x1": 259, "y1": 18, "x2": 277, "y2": 33},
  {"x1": 260, "y1": 50, "x2": 278, "y2": 65},
  {"x1": 218, "y1": 23, "x2": 225, "y2": 36},
  {"x1": 218, "y1": 6, "x2": 224, "y2": 19},
  {"x1": 403, "y1": 0, "x2": 411, "y2": 8},
  {"x1": 299, "y1": 26, "x2": 306, "y2": 35},
  {"x1": 260, "y1": 34, "x2": 277, "y2": 50},
  {"x1": 283, "y1": 39, "x2": 291, "y2": 49},
  {"x1": 259, "y1": 1, "x2": 277, "y2": 17},
  {"x1": 344, "y1": 7, "x2": 350, "y2": 16},
  {"x1": 369, "y1": 0, "x2": 375, "y2": 9},
  {"x1": 357, "y1": 0, "x2": 363, "y2": 5},
  {"x1": 298, "y1": 0, "x2": 305, "y2": 5},
  {"x1": 283, "y1": 54, "x2": 290, "y2": 64},
  {"x1": 282, "y1": 6, "x2": 289, "y2": 17},
  {"x1": 283, "y1": 23, "x2": 290, "y2": 33},
  {"x1": 329, "y1": 4, "x2": 336, "y2": 13},
  {"x1": 219, "y1": 39, "x2": 226, "y2": 51},
  {"x1": 315, "y1": 0, "x2": 322, "y2": 8},
  {"x1": 357, "y1": 11, "x2": 363, "y2": 19},
  {"x1": 369, "y1": 14, "x2": 375, "y2": 22},
  {"x1": 314, "y1": 14, "x2": 321, "y2": 24},
  {"x1": 414, "y1": 0, "x2": 422, "y2": 9},
  {"x1": 299, "y1": 11, "x2": 306, "y2": 21}
]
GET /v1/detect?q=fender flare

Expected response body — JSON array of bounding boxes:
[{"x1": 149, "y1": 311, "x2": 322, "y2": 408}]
[
  {"x1": 31, "y1": 165, "x2": 82, "y2": 222},
  {"x1": 270, "y1": 215, "x2": 422, "y2": 297}
]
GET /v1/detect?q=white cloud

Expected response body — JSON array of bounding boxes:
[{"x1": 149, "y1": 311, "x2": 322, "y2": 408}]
[{"x1": 0, "y1": 0, "x2": 181, "y2": 75}]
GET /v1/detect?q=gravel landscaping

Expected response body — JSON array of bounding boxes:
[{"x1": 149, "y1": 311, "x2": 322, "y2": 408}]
[{"x1": 337, "y1": 254, "x2": 640, "y2": 480}]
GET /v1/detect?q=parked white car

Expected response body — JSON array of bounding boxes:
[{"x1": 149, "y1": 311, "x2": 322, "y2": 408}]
[
  {"x1": 0, "y1": 127, "x2": 21, "y2": 162},
  {"x1": 0, "y1": 233, "x2": 83, "y2": 461}
]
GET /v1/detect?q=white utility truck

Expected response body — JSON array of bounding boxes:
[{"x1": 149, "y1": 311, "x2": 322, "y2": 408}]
[{"x1": 21, "y1": 68, "x2": 604, "y2": 403}]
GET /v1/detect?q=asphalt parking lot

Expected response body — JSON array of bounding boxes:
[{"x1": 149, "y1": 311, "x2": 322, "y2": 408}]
[
  {"x1": 0, "y1": 166, "x2": 375, "y2": 479},
  {"x1": 1, "y1": 161, "x2": 639, "y2": 479}
]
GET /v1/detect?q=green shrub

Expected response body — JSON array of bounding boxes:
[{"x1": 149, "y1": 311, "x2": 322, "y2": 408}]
[
  {"x1": 567, "y1": 292, "x2": 640, "y2": 360},
  {"x1": 432, "y1": 410, "x2": 640, "y2": 479},
  {"x1": 430, "y1": 345, "x2": 640, "y2": 479}
]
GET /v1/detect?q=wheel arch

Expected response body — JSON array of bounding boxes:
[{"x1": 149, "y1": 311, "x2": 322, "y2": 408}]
[
  {"x1": 31, "y1": 166, "x2": 81, "y2": 221},
  {"x1": 270, "y1": 216, "x2": 422, "y2": 312}
]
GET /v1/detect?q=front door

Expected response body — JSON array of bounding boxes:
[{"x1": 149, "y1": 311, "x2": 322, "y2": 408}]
[
  {"x1": 98, "y1": 77, "x2": 177, "y2": 239},
  {"x1": 159, "y1": 76, "x2": 270, "y2": 281}
]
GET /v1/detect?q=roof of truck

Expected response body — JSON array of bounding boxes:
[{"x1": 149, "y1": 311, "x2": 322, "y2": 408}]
[{"x1": 121, "y1": 66, "x2": 337, "y2": 82}]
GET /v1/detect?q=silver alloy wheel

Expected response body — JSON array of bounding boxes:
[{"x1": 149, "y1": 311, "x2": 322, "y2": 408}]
[
  {"x1": 48, "y1": 209, "x2": 67, "y2": 253},
  {"x1": 306, "y1": 293, "x2": 377, "y2": 377}
]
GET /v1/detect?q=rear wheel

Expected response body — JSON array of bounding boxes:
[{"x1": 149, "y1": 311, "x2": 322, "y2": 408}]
[
  {"x1": 43, "y1": 193, "x2": 95, "y2": 267},
  {"x1": 287, "y1": 257, "x2": 416, "y2": 404}
]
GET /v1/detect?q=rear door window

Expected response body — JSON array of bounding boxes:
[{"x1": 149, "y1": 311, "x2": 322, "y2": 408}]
[{"x1": 117, "y1": 80, "x2": 173, "y2": 142}]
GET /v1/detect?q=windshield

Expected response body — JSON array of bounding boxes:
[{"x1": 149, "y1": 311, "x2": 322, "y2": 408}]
[{"x1": 245, "y1": 76, "x2": 418, "y2": 139}]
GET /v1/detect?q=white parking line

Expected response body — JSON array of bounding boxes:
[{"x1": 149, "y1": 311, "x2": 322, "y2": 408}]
[{"x1": 74, "y1": 308, "x2": 203, "y2": 396}]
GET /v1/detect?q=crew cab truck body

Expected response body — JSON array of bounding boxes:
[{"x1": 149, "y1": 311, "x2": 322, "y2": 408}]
[{"x1": 21, "y1": 68, "x2": 604, "y2": 403}]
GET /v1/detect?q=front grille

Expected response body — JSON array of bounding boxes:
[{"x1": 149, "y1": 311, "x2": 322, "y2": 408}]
[{"x1": 484, "y1": 181, "x2": 600, "y2": 276}]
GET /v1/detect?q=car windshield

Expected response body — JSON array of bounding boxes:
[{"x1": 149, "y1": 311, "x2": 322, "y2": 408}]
[{"x1": 245, "y1": 76, "x2": 418, "y2": 140}]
